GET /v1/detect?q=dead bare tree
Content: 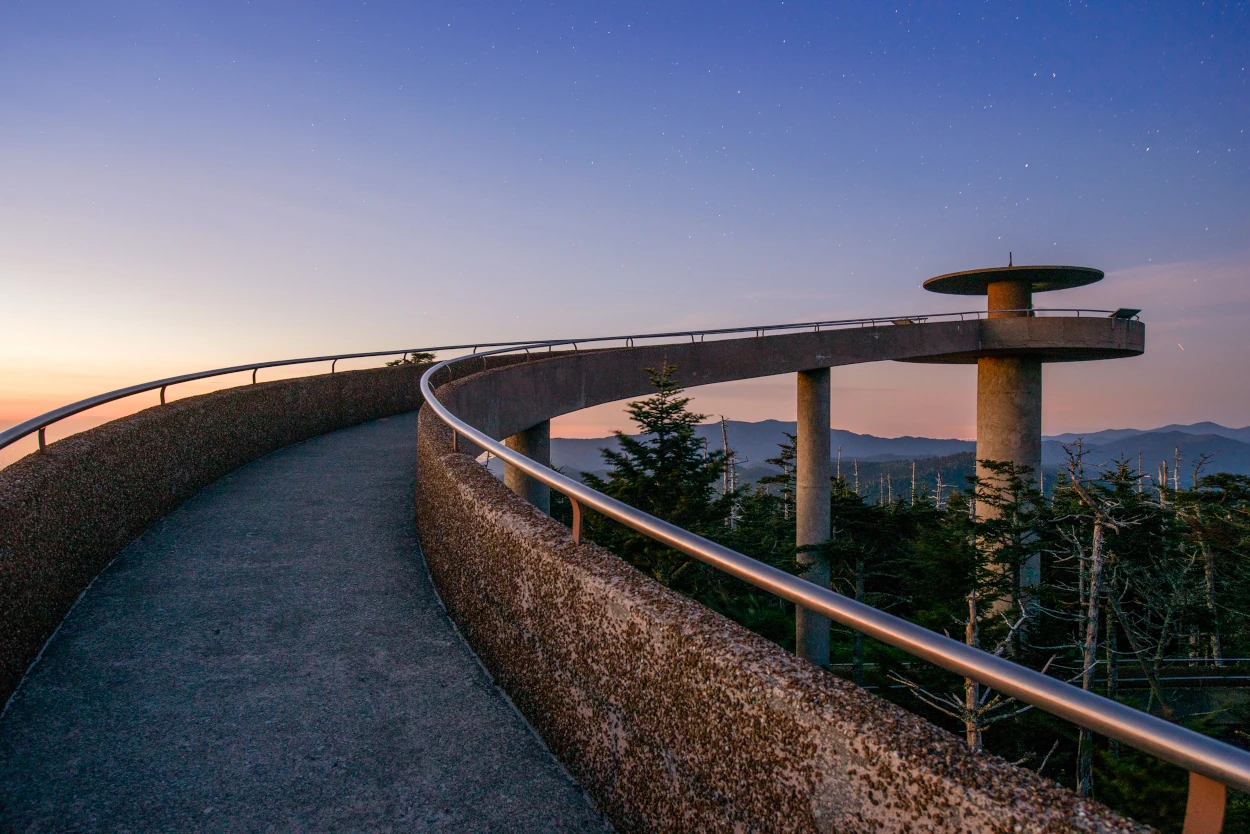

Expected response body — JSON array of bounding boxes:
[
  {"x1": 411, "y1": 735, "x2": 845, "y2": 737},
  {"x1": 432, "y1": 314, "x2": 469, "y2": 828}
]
[
  {"x1": 719, "y1": 416, "x2": 739, "y2": 529},
  {"x1": 1104, "y1": 574, "x2": 1121, "y2": 759},
  {"x1": 1178, "y1": 453, "x2": 1224, "y2": 665},
  {"x1": 895, "y1": 461, "x2": 1041, "y2": 750},
  {"x1": 1106, "y1": 586, "x2": 1177, "y2": 721},
  {"x1": 1066, "y1": 459, "x2": 1124, "y2": 797},
  {"x1": 892, "y1": 610, "x2": 1040, "y2": 751}
]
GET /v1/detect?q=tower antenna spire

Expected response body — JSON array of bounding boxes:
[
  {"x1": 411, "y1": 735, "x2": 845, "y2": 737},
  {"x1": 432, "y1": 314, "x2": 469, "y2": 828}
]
[{"x1": 1008, "y1": 251, "x2": 1013, "y2": 267}]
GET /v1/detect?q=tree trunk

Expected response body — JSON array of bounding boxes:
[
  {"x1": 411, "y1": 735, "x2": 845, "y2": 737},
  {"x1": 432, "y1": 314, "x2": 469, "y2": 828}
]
[
  {"x1": 1077, "y1": 519, "x2": 1104, "y2": 797},
  {"x1": 1203, "y1": 543, "x2": 1224, "y2": 666},
  {"x1": 1106, "y1": 609, "x2": 1120, "y2": 759},
  {"x1": 964, "y1": 591, "x2": 982, "y2": 750},
  {"x1": 1108, "y1": 592, "x2": 1176, "y2": 720},
  {"x1": 1153, "y1": 601, "x2": 1181, "y2": 680}
]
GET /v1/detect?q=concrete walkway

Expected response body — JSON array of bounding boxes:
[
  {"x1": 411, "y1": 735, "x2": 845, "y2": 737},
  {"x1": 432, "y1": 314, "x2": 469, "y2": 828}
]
[{"x1": 0, "y1": 413, "x2": 608, "y2": 832}]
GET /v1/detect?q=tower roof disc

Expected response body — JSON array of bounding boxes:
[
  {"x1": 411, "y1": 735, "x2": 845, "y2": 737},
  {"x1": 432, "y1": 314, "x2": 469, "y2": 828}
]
[{"x1": 923, "y1": 265, "x2": 1104, "y2": 295}]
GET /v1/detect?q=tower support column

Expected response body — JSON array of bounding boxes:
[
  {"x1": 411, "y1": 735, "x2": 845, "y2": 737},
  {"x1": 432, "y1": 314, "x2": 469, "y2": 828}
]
[
  {"x1": 975, "y1": 356, "x2": 1043, "y2": 587},
  {"x1": 504, "y1": 420, "x2": 551, "y2": 515},
  {"x1": 926, "y1": 262, "x2": 1121, "y2": 597},
  {"x1": 796, "y1": 368, "x2": 832, "y2": 666}
]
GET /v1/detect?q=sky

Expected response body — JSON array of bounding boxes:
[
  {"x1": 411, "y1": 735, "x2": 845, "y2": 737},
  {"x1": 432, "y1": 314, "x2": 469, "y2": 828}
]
[{"x1": 1, "y1": 1, "x2": 1247, "y2": 464}]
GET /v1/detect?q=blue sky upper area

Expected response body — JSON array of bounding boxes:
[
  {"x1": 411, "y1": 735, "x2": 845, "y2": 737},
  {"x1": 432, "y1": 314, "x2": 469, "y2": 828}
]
[{"x1": 1, "y1": 1, "x2": 1246, "y2": 446}]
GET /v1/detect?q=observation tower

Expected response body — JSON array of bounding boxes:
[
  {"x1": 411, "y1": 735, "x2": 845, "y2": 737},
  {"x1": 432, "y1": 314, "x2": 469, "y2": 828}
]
[{"x1": 921, "y1": 261, "x2": 1141, "y2": 586}]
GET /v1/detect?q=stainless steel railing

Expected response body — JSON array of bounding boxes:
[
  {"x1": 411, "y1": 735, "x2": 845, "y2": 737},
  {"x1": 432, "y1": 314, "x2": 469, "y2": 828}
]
[
  {"x1": 5, "y1": 308, "x2": 1200, "y2": 817},
  {"x1": 0, "y1": 342, "x2": 533, "y2": 454},
  {"x1": 419, "y1": 315, "x2": 1243, "y2": 833},
  {"x1": 0, "y1": 307, "x2": 1132, "y2": 456}
]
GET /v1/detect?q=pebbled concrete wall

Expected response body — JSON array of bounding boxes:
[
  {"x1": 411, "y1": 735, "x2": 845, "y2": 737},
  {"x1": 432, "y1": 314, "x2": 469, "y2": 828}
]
[
  {"x1": 415, "y1": 382, "x2": 1148, "y2": 833},
  {"x1": 0, "y1": 364, "x2": 430, "y2": 706}
]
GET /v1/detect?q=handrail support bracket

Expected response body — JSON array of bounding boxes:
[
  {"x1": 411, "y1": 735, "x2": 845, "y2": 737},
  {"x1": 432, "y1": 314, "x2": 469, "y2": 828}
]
[{"x1": 1184, "y1": 772, "x2": 1226, "y2": 834}]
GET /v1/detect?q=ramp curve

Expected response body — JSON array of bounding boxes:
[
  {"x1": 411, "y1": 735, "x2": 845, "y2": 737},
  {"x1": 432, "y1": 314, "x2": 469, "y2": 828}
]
[{"x1": 415, "y1": 317, "x2": 1150, "y2": 832}]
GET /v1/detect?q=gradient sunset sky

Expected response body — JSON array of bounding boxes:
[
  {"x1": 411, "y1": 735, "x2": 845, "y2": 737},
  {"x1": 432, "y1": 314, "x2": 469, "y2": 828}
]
[{"x1": 2, "y1": 1, "x2": 1247, "y2": 459}]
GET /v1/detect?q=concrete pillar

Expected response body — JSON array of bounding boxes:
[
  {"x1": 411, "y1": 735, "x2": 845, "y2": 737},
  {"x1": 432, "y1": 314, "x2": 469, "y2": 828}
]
[
  {"x1": 987, "y1": 280, "x2": 1032, "y2": 318},
  {"x1": 975, "y1": 356, "x2": 1043, "y2": 587},
  {"x1": 796, "y1": 368, "x2": 832, "y2": 666},
  {"x1": 504, "y1": 420, "x2": 551, "y2": 515}
]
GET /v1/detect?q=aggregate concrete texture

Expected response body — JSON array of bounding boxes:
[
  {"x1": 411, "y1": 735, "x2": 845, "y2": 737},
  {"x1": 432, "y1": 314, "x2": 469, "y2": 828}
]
[
  {"x1": 0, "y1": 413, "x2": 609, "y2": 833},
  {"x1": 416, "y1": 396, "x2": 1149, "y2": 833}
]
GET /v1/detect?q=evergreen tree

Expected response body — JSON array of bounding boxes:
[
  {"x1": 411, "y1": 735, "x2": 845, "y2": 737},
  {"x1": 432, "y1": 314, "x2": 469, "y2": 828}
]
[
  {"x1": 1173, "y1": 472, "x2": 1250, "y2": 662},
  {"x1": 582, "y1": 364, "x2": 734, "y2": 592},
  {"x1": 821, "y1": 476, "x2": 922, "y2": 685},
  {"x1": 385, "y1": 351, "x2": 435, "y2": 366},
  {"x1": 722, "y1": 469, "x2": 802, "y2": 648}
]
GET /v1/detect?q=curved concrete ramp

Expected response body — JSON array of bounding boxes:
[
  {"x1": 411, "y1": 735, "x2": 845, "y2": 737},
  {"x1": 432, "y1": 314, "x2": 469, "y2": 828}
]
[{"x1": 0, "y1": 414, "x2": 608, "y2": 832}]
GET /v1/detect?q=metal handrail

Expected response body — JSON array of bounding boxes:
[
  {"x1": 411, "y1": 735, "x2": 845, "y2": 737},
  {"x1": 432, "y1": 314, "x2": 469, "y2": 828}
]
[
  {"x1": 16, "y1": 309, "x2": 1234, "y2": 823},
  {"x1": 0, "y1": 341, "x2": 538, "y2": 454},
  {"x1": 419, "y1": 325, "x2": 1250, "y2": 806},
  {"x1": 0, "y1": 307, "x2": 1133, "y2": 456}
]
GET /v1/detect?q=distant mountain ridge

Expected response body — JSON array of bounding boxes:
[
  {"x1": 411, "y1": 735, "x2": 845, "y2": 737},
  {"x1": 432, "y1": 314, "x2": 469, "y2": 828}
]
[
  {"x1": 550, "y1": 421, "x2": 1250, "y2": 480},
  {"x1": 1044, "y1": 422, "x2": 1250, "y2": 446},
  {"x1": 1040, "y1": 431, "x2": 1250, "y2": 477}
]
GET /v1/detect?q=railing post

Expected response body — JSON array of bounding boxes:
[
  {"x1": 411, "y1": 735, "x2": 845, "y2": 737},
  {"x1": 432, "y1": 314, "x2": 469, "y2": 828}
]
[
  {"x1": 570, "y1": 497, "x2": 582, "y2": 545},
  {"x1": 159, "y1": 386, "x2": 166, "y2": 405},
  {"x1": 1183, "y1": 772, "x2": 1226, "y2": 834},
  {"x1": 37, "y1": 427, "x2": 46, "y2": 451}
]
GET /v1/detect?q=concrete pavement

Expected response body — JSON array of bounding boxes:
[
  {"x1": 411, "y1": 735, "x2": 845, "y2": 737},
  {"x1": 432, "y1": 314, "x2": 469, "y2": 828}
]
[{"x1": 0, "y1": 412, "x2": 608, "y2": 832}]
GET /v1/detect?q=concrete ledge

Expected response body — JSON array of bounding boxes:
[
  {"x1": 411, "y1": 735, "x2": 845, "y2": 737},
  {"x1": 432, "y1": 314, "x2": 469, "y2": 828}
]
[
  {"x1": 439, "y1": 317, "x2": 1144, "y2": 442},
  {"x1": 0, "y1": 364, "x2": 429, "y2": 705},
  {"x1": 416, "y1": 383, "x2": 1147, "y2": 832}
]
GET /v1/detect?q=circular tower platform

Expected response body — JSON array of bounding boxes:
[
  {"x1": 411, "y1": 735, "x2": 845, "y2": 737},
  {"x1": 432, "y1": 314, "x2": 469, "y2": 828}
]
[
  {"x1": 923, "y1": 265, "x2": 1104, "y2": 296},
  {"x1": 916, "y1": 261, "x2": 1137, "y2": 574},
  {"x1": 906, "y1": 261, "x2": 1131, "y2": 364},
  {"x1": 925, "y1": 263, "x2": 1104, "y2": 322}
]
